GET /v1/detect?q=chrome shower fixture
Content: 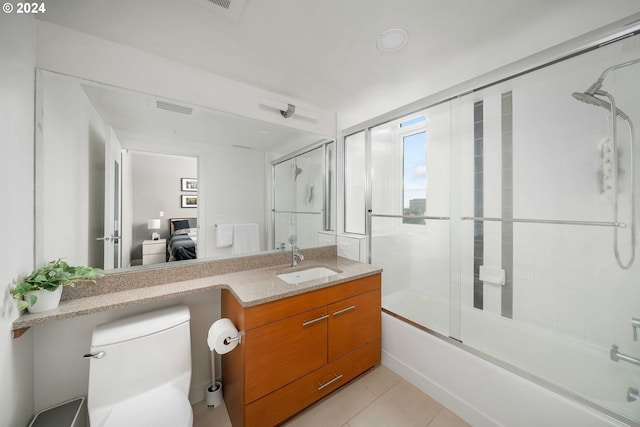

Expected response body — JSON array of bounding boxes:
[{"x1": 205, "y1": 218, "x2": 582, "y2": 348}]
[
  {"x1": 294, "y1": 166, "x2": 302, "y2": 180},
  {"x1": 585, "y1": 57, "x2": 640, "y2": 94},
  {"x1": 571, "y1": 57, "x2": 639, "y2": 269},
  {"x1": 571, "y1": 91, "x2": 629, "y2": 120}
]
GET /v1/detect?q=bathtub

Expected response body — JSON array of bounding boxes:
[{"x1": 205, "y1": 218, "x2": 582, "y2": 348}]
[{"x1": 382, "y1": 288, "x2": 640, "y2": 426}]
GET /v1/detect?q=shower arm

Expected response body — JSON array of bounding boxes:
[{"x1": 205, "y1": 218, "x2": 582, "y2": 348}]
[
  {"x1": 589, "y1": 57, "x2": 640, "y2": 94},
  {"x1": 598, "y1": 57, "x2": 640, "y2": 83}
]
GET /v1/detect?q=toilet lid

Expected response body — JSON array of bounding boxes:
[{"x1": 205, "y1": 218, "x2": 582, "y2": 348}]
[{"x1": 96, "y1": 386, "x2": 193, "y2": 427}]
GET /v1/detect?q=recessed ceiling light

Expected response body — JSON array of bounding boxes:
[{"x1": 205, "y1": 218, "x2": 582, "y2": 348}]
[{"x1": 376, "y1": 28, "x2": 409, "y2": 53}]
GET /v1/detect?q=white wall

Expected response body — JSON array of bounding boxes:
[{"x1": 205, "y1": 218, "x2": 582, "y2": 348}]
[
  {"x1": 201, "y1": 145, "x2": 268, "y2": 258},
  {"x1": 33, "y1": 292, "x2": 221, "y2": 412},
  {"x1": 37, "y1": 71, "x2": 107, "y2": 267},
  {"x1": 0, "y1": 13, "x2": 36, "y2": 427}
]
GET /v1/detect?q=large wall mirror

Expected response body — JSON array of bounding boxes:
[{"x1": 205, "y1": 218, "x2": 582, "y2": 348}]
[{"x1": 35, "y1": 69, "x2": 336, "y2": 273}]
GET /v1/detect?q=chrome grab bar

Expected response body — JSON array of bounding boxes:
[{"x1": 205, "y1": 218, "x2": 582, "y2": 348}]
[
  {"x1": 610, "y1": 345, "x2": 640, "y2": 366},
  {"x1": 370, "y1": 213, "x2": 450, "y2": 220},
  {"x1": 461, "y1": 216, "x2": 626, "y2": 228},
  {"x1": 273, "y1": 210, "x2": 323, "y2": 215}
]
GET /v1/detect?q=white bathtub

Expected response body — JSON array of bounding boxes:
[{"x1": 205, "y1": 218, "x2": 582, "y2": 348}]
[{"x1": 382, "y1": 289, "x2": 640, "y2": 426}]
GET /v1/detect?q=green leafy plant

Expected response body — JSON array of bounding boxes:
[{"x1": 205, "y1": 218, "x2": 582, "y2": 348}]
[{"x1": 11, "y1": 259, "x2": 104, "y2": 311}]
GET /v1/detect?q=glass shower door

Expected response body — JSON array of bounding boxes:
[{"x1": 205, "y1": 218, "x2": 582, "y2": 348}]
[
  {"x1": 272, "y1": 145, "x2": 326, "y2": 250},
  {"x1": 370, "y1": 104, "x2": 452, "y2": 337}
]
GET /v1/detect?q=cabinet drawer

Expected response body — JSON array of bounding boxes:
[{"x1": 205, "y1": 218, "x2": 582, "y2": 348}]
[
  {"x1": 143, "y1": 242, "x2": 165, "y2": 255},
  {"x1": 245, "y1": 338, "x2": 381, "y2": 427},
  {"x1": 328, "y1": 289, "x2": 381, "y2": 362},
  {"x1": 244, "y1": 306, "x2": 328, "y2": 404},
  {"x1": 142, "y1": 253, "x2": 165, "y2": 265},
  {"x1": 245, "y1": 274, "x2": 381, "y2": 330}
]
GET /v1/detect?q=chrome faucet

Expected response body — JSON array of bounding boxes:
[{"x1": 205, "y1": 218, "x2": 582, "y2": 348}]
[
  {"x1": 291, "y1": 245, "x2": 304, "y2": 267},
  {"x1": 610, "y1": 344, "x2": 640, "y2": 367},
  {"x1": 632, "y1": 318, "x2": 640, "y2": 341}
]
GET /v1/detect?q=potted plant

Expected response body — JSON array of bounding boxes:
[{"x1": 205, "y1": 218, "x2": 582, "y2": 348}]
[{"x1": 11, "y1": 259, "x2": 104, "y2": 313}]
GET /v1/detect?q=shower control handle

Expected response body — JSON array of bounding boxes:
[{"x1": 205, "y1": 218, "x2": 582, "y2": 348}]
[
  {"x1": 83, "y1": 351, "x2": 105, "y2": 359},
  {"x1": 632, "y1": 318, "x2": 640, "y2": 341}
]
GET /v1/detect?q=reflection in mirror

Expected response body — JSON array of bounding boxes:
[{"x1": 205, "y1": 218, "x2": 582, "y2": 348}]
[
  {"x1": 35, "y1": 69, "x2": 334, "y2": 273},
  {"x1": 272, "y1": 141, "x2": 335, "y2": 250}
]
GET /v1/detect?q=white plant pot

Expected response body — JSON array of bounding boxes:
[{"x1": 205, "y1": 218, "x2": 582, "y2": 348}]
[{"x1": 24, "y1": 287, "x2": 63, "y2": 313}]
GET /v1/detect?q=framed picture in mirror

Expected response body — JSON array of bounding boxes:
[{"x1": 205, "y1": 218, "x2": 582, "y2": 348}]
[
  {"x1": 181, "y1": 178, "x2": 198, "y2": 192},
  {"x1": 181, "y1": 195, "x2": 198, "y2": 208}
]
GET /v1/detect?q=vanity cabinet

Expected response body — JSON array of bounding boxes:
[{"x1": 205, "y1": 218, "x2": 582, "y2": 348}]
[{"x1": 221, "y1": 273, "x2": 381, "y2": 427}]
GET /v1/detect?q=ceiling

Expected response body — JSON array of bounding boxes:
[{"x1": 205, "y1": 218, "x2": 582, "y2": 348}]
[
  {"x1": 80, "y1": 80, "x2": 322, "y2": 153},
  {"x1": 38, "y1": 0, "x2": 640, "y2": 124}
]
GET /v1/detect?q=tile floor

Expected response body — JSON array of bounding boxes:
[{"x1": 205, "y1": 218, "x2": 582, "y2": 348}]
[{"x1": 193, "y1": 365, "x2": 470, "y2": 427}]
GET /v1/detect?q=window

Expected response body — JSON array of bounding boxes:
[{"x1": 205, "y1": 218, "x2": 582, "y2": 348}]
[{"x1": 400, "y1": 117, "x2": 426, "y2": 225}]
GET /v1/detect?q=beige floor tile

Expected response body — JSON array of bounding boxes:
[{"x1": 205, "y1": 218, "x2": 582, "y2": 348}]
[
  {"x1": 193, "y1": 401, "x2": 233, "y2": 427},
  {"x1": 427, "y1": 407, "x2": 470, "y2": 427},
  {"x1": 347, "y1": 380, "x2": 443, "y2": 427},
  {"x1": 353, "y1": 365, "x2": 402, "y2": 397},
  {"x1": 284, "y1": 380, "x2": 377, "y2": 427},
  {"x1": 192, "y1": 366, "x2": 469, "y2": 427}
]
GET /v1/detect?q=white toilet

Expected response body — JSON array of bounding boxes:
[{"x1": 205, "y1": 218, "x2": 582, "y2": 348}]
[{"x1": 87, "y1": 305, "x2": 193, "y2": 427}]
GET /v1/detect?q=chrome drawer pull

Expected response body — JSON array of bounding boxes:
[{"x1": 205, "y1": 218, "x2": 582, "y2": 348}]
[
  {"x1": 302, "y1": 314, "x2": 329, "y2": 327},
  {"x1": 318, "y1": 374, "x2": 343, "y2": 391},
  {"x1": 332, "y1": 305, "x2": 356, "y2": 316}
]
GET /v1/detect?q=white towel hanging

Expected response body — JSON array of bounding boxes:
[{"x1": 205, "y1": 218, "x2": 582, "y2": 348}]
[
  {"x1": 232, "y1": 223, "x2": 260, "y2": 254},
  {"x1": 216, "y1": 224, "x2": 233, "y2": 248}
]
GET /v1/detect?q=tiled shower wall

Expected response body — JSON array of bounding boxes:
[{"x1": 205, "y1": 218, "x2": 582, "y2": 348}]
[{"x1": 461, "y1": 38, "x2": 640, "y2": 352}]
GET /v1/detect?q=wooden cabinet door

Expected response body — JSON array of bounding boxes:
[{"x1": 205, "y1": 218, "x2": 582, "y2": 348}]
[
  {"x1": 327, "y1": 289, "x2": 381, "y2": 362},
  {"x1": 244, "y1": 306, "x2": 328, "y2": 404}
]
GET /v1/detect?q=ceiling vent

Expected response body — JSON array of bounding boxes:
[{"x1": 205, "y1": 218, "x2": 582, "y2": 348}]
[
  {"x1": 156, "y1": 100, "x2": 193, "y2": 115},
  {"x1": 190, "y1": 0, "x2": 246, "y2": 20}
]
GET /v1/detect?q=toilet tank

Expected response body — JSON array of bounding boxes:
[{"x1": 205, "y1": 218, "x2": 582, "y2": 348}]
[{"x1": 88, "y1": 305, "x2": 192, "y2": 410}]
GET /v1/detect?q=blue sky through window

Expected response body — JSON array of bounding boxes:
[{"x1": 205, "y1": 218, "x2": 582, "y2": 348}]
[{"x1": 403, "y1": 131, "x2": 427, "y2": 209}]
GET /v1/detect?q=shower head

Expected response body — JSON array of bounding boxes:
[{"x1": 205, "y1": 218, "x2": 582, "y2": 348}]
[
  {"x1": 571, "y1": 91, "x2": 630, "y2": 121},
  {"x1": 572, "y1": 57, "x2": 640, "y2": 120}
]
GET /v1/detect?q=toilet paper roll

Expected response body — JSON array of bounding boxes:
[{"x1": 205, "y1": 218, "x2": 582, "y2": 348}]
[{"x1": 207, "y1": 318, "x2": 239, "y2": 354}]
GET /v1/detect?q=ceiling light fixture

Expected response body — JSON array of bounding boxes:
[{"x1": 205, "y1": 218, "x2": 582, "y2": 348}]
[
  {"x1": 258, "y1": 98, "x2": 318, "y2": 120},
  {"x1": 376, "y1": 28, "x2": 409, "y2": 53}
]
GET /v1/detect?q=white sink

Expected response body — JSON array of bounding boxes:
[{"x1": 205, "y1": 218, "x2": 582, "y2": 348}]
[{"x1": 276, "y1": 267, "x2": 339, "y2": 284}]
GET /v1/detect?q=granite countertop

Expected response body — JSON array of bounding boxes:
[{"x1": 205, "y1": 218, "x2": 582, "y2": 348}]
[{"x1": 12, "y1": 254, "x2": 381, "y2": 331}]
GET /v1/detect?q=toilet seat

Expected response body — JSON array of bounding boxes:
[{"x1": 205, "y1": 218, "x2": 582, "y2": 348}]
[{"x1": 92, "y1": 385, "x2": 193, "y2": 427}]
